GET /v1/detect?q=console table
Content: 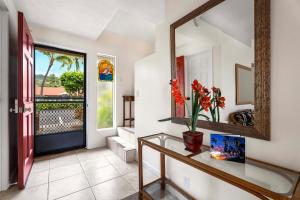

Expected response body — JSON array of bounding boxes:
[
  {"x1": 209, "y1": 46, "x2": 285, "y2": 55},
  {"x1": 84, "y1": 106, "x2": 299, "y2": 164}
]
[{"x1": 137, "y1": 133, "x2": 300, "y2": 200}]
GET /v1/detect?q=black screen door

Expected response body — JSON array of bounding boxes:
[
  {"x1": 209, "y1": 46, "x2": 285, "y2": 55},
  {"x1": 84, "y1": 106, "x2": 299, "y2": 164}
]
[{"x1": 34, "y1": 44, "x2": 86, "y2": 155}]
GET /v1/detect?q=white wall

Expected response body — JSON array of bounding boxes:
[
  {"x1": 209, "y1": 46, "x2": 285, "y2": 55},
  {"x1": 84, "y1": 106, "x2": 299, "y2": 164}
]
[
  {"x1": 1, "y1": 0, "x2": 19, "y2": 187},
  {"x1": 1, "y1": 0, "x2": 17, "y2": 40},
  {"x1": 0, "y1": 8, "x2": 9, "y2": 191},
  {"x1": 31, "y1": 24, "x2": 154, "y2": 149},
  {"x1": 135, "y1": 0, "x2": 300, "y2": 199}
]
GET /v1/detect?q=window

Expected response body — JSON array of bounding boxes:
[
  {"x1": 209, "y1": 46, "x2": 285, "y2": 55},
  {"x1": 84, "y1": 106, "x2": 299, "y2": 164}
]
[{"x1": 97, "y1": 54, "x2": 115, "y2": 129}]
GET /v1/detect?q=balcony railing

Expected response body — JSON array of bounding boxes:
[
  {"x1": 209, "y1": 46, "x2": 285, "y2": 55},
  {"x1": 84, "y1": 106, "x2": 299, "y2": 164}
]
[{"x1": 35, "y1": 97, "x2": 84, "y2": 135}]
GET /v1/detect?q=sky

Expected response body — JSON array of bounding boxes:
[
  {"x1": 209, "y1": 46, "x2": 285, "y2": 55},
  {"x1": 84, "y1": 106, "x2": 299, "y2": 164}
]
[{"x1": 35, "y1": 49, "x2": 84, "y2": 76}]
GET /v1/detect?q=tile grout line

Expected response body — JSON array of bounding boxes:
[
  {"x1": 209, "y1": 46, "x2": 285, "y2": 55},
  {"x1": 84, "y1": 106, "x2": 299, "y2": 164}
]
[
  {"x1": 76, "y1": 152, "x2": 97, "y2": 200},
  {"x1": 48, "y1": 153, "x2": 88, "y2": 200},
  {"x1": 104, "y1": 154, "x2": 129, "y2": 175},
  {"x1": 103, "y1": 153, "x2": 139, "y2": 195},
  {"x1": 53, "y1": 187, "x2": 90, "y2": 200},
  {"x1": 49, "y1": 171, "x2": 84, "y2": 184},
  {"x1": 48, "y1": 153, "x2": 91, "y2": 200},
  {"x1": 48, "y1": 163, "x2": 84, "y2": 183},
  {"x1": 77, "y1": 151, "x2": 134, "y2": 197},
  {"x1": 48, "y1": 157, "x2": 119, "y2": 187},
  {"x1": 48, "y1": 155, "x2": 79, "y2": 170},
  {"x1": 121, "y1": 174, "x2": 139, "y2": 194},
  {"x1": 78, "y1": 151, "x2": 133, "y2": 198},
  {"x1": 89, "y1": 174, "x2": 124, "y2": 188}
]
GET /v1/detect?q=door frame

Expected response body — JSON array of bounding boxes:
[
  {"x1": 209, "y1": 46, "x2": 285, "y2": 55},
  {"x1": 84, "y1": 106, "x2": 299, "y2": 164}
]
[
  {"x1": 0, "y1": 10, "x2": 9, "y2": 191},
  {"x1": 33, "y1": 44, "x2": 87, "y2": 155}
]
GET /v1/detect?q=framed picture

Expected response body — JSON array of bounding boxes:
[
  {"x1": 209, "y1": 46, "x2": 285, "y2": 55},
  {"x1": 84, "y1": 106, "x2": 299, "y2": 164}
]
[{"x1": 210, "y1": 134, "x2": 245, "y2": 163}]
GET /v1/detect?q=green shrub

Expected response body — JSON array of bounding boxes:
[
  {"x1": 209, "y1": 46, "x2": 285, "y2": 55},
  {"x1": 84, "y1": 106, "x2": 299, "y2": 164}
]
[
  {"x1": 36, "y1": 103, "x2": 82, "y2": 112},
  {"x1": 60, "y1": 71, "x2": 84, "y2": 96}
]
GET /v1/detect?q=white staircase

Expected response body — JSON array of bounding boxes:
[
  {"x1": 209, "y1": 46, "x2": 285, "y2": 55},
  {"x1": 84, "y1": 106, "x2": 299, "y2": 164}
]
[{"x1": 107, "y1": 127, "x2": 136, "y2": 163}]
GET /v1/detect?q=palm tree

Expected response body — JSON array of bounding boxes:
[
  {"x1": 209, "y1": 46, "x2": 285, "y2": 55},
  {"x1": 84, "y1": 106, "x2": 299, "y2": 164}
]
[
  {"x1": 39, "y1": 50, "x2": 73, "y2": 96},
  {"x1": 72, "y1": 56, "x2": 84, "y2": 71}
]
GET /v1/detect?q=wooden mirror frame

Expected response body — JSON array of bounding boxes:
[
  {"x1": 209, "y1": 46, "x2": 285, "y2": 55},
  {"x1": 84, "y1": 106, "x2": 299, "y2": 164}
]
[{"x1": 170, "y1": 0, "x2": 270, "y2": 140}]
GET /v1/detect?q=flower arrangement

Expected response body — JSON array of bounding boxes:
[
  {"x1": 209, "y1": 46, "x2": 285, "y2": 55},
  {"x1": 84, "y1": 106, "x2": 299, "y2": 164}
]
[{"x1": 171, "y1": 79, "x2": 226, "y2": 132}]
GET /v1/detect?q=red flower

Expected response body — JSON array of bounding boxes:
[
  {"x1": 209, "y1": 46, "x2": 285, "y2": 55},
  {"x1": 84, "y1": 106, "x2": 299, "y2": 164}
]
[
  {"x1": 200, "y1": 96, "x2": 211, "y2": 111},
  {"x1": 212, "y1": 87, "x2": 219, "y2": 93},
  {"x1": 191, "y1": 79, "x2": 202, "y2": 92},
  {"x1": 171, "y1": 79, "x2": 186, "y2": 105},
  {"x1": 203, "y1": 87, "x2": 209, "y2": 94},
  {"x1": 217, "y1": 96, "x2": 225, "y2": 108}
]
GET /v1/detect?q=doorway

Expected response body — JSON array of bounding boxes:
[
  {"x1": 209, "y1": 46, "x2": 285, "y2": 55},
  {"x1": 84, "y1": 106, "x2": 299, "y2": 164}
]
[{"x1": 34, "y1": 44, "x2": 86, "y2": 155}]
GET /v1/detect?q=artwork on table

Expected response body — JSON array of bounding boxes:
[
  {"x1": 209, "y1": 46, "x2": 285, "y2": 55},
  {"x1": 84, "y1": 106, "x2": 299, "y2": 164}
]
[
  {"x1": 210, "y1": 134, "x2": 245, "y2": 163},
  {"x1": 98, "y1": 58, "x2": 114, "y2": 81}
]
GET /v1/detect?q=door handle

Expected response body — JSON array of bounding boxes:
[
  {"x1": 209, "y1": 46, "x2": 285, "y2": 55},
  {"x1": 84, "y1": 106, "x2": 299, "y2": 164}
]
[
  {"x1": 9, "y1": 99, "x2": 18, "y2": 114},
  {"x1": 9, "y1": 98, "x2": 32, "y2": 113}
]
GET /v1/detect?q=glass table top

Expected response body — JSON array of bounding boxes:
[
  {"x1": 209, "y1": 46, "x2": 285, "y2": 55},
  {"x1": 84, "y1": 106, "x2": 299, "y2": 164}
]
[
  {"x1": 192, "y1": 152, "x2": 298, "y2": 196},
  {"x1": 140, "y1": 133, "x2": 300, "y2": 197},
  {"x1": 145, "y1": 135, "x2": 192, "y2": 156}
]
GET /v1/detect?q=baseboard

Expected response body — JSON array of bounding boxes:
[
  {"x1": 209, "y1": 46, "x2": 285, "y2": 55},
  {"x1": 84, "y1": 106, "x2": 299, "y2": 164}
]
[{"x1": 0, "y1": 182, "x2": 9, "y2": 191}]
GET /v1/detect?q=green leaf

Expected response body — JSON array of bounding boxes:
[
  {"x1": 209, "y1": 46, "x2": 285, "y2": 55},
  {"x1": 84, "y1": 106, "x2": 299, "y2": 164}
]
[
  {"x1": 56, "y1": 55, "x2": 73, "y2": 70},
  {"x1": 198, "y1": 114, "x2": 210, "y2": 120},
  {"x1": 191, "y1": 91, "x2": 199, "y2": 131},
  {"x1": 39, "y1": 50, "x2": 53, "y2": 59}
]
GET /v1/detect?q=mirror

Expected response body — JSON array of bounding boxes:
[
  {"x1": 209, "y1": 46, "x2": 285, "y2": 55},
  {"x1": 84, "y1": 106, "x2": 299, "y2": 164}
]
[
  {"x1": 170, "y1": 0, "x2": 270, "y2": 140},
  {"x1": 235, "y1": 63, "x2": 254, "y2": 105}
]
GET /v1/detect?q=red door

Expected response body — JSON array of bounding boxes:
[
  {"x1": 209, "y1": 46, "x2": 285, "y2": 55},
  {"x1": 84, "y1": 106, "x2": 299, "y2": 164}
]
[
  {"x1": 18, "y1": 12, "x2": 34, "y2": 189},
  {"x1": 176, "y1": 56, "x2": 185, "y2": 117}
]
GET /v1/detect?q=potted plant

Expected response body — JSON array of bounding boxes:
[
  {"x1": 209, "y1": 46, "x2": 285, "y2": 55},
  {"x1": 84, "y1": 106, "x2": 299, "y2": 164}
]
[{"x1": 171, "y1": 79, "x2": 225, "y2": 153}]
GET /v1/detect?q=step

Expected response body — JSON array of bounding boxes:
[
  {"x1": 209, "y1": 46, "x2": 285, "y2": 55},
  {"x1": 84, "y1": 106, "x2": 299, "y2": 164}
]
[
  {"x1": 107, "y1": 136, "x2": 136, "y2": 163},
  {"x1": 117, "y1": 127, "x2": 136, "y2": 146}
]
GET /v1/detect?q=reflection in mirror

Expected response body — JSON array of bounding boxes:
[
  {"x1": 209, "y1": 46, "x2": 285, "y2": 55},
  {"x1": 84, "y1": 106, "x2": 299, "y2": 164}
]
[
  {"x1": 175, "y1": 0, "x2": 255, "y2": 126},
  {"x1": 235, "y1": 63, "x2": 254, "y2": 105}
]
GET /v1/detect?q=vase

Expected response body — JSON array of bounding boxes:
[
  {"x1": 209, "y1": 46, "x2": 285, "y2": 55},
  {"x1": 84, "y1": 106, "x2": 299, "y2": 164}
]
[{"x1": 183, "y1": 131, "x2": 204, "y2": 153}]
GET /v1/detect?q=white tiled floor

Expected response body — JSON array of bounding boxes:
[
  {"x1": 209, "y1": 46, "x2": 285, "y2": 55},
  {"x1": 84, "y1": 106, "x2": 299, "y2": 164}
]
[{"x1": 0, "y1": 148, "x2": 158, "y2": 200}]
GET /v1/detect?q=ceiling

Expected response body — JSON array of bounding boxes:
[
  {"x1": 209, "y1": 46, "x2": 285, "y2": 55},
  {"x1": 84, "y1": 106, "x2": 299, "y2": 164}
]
[
  {"x1": 13, "y1": 0, "x2": 165, "y2": 41},
  {"x1": 199, "y1": 0, "x2": 254, "y2": 47},
  {"x1": 105, "y1": 10, "x2": 155, "y2": 42}
]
